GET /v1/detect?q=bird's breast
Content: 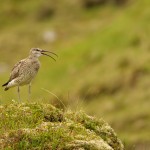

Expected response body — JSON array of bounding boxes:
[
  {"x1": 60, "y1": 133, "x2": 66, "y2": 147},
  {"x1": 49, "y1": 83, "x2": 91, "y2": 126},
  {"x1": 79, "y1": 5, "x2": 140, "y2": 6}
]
[
  {"x1": 22, "y1": 60, "x2": 40, "y2": 79},
  {"x1": 32, "y1": 61, "x2": 40, "y2": 71}
]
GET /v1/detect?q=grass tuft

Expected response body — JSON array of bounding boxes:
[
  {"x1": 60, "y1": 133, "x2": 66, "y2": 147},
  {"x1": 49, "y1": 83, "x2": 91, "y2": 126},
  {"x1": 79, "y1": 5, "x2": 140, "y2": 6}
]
[{"x1": 0, "y1": 103, "x2": 124, "y2": 150}]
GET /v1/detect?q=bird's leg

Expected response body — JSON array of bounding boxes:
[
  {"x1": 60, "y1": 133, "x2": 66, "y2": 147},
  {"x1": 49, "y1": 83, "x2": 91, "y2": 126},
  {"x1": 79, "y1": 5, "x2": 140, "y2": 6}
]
[
  {"x1": 28, "y1": 82, "x2": 31, "y2": 102},
  {"x1": 17, "y1": 86, "x2": 21, "y2": 103}
]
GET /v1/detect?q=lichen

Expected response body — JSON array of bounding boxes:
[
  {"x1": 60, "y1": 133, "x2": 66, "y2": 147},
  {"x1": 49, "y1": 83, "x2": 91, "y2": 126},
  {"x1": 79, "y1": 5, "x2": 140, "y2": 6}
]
[{"x1": 0, "y1": 103, "x2": 124, "y2": 150}]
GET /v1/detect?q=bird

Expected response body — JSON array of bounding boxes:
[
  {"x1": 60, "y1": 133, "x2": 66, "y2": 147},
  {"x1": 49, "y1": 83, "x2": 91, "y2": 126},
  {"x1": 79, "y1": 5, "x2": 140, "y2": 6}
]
[{"x1": 2, "y1": 48, "x2": 57, "y2": 102}]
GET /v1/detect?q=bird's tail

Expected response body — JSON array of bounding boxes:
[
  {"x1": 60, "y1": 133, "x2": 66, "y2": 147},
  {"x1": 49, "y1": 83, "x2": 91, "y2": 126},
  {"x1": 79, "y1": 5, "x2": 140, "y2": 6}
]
[
  {"x1": 2, "y1": 81, "x2": 10, "y2": 91},
  {"x1": 2, "y1": 81, "x2": 9, "y2": 87},
  {"x1": 4, "y1": 87, "x2": 9, "y2": 91}
]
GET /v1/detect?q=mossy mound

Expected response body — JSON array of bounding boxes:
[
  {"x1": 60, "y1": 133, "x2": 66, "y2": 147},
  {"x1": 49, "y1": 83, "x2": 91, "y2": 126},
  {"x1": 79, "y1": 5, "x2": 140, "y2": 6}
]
[{"x1": 0, "y1": 103, "x2": 124, "y2": 150}]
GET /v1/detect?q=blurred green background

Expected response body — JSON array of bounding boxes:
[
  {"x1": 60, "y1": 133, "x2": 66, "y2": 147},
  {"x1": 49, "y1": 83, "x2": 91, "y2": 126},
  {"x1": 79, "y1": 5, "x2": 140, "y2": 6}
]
[{"x1": 0, "y1": 0, "x2": 150, "y2": 149}]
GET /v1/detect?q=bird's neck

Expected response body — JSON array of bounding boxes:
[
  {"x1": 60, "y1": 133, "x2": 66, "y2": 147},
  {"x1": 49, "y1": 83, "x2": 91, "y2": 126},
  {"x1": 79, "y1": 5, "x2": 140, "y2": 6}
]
[{"x1": 28, "y1": 55, "x2": 39, "y2": 60}]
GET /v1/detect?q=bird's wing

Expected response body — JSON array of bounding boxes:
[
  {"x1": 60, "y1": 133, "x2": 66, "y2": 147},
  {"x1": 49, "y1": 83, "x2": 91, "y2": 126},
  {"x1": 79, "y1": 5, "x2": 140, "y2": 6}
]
[{"x1": 9, "y1": 59, "x2": 25, "y2": 81}]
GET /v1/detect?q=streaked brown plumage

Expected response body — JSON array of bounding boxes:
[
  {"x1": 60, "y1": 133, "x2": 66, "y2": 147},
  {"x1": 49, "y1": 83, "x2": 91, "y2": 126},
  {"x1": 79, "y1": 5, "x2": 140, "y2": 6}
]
[{"x1": 2, "y1": 48, "x2": 57, "y2": 101}]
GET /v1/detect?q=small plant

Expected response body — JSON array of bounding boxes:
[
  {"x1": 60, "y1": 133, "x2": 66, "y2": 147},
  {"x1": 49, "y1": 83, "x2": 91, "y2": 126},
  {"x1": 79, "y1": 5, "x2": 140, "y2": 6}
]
[{"x1": 0, "y1": 103, "x2": 124, "y2": 150}]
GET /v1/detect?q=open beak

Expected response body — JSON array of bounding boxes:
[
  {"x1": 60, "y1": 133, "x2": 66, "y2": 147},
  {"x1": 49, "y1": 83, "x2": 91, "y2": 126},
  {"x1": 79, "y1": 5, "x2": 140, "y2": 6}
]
[{"x1": 41, "y1": 50, "x2": 58, "y2": 61}]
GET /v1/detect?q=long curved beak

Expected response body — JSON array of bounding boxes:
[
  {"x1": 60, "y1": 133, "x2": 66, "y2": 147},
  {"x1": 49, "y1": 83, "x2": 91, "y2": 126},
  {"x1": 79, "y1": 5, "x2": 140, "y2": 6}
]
[{"x1": 41, "y1": 50, "x2": 58, "y2": 61}]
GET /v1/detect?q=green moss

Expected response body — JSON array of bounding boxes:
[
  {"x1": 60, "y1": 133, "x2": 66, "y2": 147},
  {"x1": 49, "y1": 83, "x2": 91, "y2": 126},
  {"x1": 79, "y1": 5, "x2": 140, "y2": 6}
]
[{"x1": 0, "y1": 103, "x2": 124, "y2": 150}]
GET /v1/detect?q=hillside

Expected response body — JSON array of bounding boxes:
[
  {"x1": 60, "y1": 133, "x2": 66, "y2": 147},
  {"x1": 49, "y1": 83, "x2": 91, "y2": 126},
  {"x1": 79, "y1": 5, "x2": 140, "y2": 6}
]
[
  {"x1": 0, "y1": 0, "x2": 150, "y2": 149},
  {"x1": 0, "y1": 103, "x2": 124, "y2": 150}
]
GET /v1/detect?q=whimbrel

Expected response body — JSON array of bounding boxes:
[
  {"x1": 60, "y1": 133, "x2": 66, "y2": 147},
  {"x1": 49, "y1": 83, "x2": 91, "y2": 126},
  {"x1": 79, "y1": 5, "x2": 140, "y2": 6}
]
[{"x1": 2, "y1": 48, "x2": 57, "y2": 102}]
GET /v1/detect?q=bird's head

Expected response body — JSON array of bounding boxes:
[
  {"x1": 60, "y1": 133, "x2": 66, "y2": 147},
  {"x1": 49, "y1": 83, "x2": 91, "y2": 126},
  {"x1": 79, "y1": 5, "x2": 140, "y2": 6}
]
[{"x1": 30, "y1": 48, "x2": 57, "y2": 61}]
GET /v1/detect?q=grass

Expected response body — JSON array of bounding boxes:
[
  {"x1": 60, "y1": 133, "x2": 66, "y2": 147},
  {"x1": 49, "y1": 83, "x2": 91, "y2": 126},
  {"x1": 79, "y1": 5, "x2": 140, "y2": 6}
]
[
  {"x1": 0, "y1": 103, "x2": 124, "y2": 150},
  {"x1": 0, "y1": 0, "x2": 150, "y2": 148}
]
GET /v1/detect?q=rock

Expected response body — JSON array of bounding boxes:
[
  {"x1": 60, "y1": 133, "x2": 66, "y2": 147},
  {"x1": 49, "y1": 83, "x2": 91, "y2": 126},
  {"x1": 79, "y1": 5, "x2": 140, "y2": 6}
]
[
  {"x1": 42, "y1": 30, "x2": 57, "y2": 43},
  {"x1": 0, "y1": 103, "x2": 124, "y2": 150}
]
